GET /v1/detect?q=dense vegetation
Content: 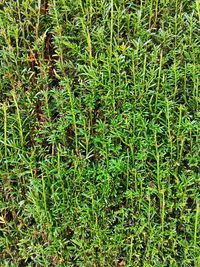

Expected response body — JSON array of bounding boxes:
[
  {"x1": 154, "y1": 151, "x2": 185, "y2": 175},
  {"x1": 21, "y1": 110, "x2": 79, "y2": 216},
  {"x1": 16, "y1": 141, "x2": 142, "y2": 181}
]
[{"x1": 0, "y1": 0, "x2": 199, "y2": 266}]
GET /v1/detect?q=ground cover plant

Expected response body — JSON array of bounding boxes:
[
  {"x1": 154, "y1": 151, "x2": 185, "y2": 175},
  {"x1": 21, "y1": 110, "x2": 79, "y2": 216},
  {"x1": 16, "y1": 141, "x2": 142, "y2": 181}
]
[{"x1": 0, "y1": 0, "x2": 199, "y2": 266}]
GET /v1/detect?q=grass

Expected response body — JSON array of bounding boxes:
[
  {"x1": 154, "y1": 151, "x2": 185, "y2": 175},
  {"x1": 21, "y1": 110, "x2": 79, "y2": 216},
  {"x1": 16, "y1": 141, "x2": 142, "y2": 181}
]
[{"x1": 0, "y1": 0, "x2": 199, "y2": 266}]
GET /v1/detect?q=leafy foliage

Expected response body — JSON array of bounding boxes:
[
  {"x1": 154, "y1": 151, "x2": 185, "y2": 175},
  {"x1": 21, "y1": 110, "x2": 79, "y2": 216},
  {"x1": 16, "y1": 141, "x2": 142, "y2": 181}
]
[{"x1": 0, "y1": 0, "x2": 199, "y2": 266}]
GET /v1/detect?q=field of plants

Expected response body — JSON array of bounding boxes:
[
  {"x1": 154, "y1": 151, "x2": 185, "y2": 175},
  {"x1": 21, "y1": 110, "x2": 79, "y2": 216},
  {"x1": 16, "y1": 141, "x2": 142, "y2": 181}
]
[{"x1": 0, "y1": 0, "x2": 199, "y2": 266}]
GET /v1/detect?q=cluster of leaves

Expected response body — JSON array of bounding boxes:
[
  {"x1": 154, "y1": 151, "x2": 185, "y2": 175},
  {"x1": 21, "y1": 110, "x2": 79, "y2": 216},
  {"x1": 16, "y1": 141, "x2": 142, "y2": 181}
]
[{"x1": 0, "y1": 0, "x2": 199, "y2": 266}]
